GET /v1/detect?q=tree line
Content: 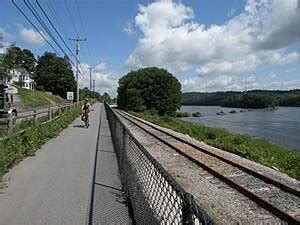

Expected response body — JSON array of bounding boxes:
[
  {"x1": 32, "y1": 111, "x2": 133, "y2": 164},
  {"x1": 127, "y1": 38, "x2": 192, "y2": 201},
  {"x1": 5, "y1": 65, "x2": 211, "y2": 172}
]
[{"x1": 182, "y1": 90, "x2": 300, "y2": 108}]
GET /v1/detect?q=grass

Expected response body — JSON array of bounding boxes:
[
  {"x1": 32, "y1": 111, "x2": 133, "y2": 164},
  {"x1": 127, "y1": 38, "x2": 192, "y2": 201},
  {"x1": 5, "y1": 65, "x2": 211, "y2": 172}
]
[
  {"x1": 17, "y1": 87, "x2": 64, "y2": 109},
  {"x1": 0, "y1": 107, "x2": 81, "y2": 178},
  {"x1": 131, "y1": 112, "x2": 300, "y2": 180}
]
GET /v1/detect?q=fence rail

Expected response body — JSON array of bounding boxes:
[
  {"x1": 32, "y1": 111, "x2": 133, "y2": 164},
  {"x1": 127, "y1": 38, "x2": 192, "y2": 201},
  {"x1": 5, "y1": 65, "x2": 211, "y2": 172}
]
[
  {"x1": 0, "y1": 102, "x2": 82, "y2": 139},
  {"x1": 104, "y1": 102, "x2": 213, "y2": 224}
]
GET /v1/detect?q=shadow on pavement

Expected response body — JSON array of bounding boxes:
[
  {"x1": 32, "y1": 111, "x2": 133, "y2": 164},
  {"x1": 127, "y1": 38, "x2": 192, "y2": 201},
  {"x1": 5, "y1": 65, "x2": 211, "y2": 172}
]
[{"x1": 73, "y1": 124, "x2": 86, "y2": 128}]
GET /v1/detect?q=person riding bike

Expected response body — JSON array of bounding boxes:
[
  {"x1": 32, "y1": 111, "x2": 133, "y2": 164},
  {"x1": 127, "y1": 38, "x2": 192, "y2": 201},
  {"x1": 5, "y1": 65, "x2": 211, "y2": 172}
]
[{"x1": 81, "y1": 99, "x2": 91, "y2": 127}]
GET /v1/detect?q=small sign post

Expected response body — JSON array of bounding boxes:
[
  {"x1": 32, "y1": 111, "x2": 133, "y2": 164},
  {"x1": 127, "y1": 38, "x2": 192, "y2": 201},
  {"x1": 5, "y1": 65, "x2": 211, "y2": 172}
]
[{"x1": 67, "y1": 92, "x2": 74, "y2": 102}]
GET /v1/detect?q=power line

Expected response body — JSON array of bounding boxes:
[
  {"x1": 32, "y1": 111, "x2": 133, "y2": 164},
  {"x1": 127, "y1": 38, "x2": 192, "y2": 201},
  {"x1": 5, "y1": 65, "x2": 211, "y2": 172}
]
[
  {"x1": 24, "y1": 0, "x2": 66, "y2": 56},
  {"x1": 12, "y1": 0, "x2": 89, "y2": 83},
  {"x1": 12, "y1": 0, "x2": 88, "y2": 80},
  {"x1": 74, "y1": 0, "x2": 93, "y2": 63},
  {"x1": 12, "y1": 0, "x2": 59, "y2": 54},
  {"x1": 35, "y1": 1, "x2": 78, "y2": 65},
  {"x1": 64, "y1": 0, "x2": 79, "y2": 38},
  {"x1": 23, "y1": 0, "x2": 89, "y2": 81},
  {"x1": 43, "y1": 0, "x2": 89, "y2": 80}
]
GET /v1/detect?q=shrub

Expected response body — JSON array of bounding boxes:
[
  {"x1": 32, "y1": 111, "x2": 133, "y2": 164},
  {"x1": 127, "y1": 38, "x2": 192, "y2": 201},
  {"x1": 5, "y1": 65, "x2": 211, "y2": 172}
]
[
  {"x1": 117, "y1": 67, "x2": 181, "y2": 115},
  {"x1": 175, "y1": 111, "x2": 190, "y2": 117},
  {"x1": 192, "y1": 112, "x2": 202, "y2": 117}
]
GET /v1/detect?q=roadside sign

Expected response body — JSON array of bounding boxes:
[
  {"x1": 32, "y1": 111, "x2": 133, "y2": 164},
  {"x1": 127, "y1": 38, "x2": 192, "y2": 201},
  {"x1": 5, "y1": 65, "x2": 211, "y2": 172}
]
[{"x1": 67, "y1": 92, "x2": 74, "y2": 101}]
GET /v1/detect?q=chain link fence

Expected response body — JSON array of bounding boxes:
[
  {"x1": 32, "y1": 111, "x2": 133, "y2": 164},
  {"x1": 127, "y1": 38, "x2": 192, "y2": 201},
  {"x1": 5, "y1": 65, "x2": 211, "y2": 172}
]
[{"x1": 104, "y1": 102, "x2": 213, "y2": 224}]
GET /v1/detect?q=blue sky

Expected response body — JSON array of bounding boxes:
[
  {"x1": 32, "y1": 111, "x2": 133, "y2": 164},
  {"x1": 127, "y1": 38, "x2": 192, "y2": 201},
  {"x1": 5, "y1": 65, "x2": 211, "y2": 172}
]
[{"x1": 0, "y1": 0, "x2": 299, "y2": 96}]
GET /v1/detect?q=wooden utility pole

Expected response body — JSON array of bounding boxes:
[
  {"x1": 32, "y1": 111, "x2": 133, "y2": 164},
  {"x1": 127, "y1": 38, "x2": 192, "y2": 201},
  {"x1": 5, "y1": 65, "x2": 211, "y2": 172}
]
[
  {"x1": 69, "y1": 37, "x2": 86, "y2": 102},
  {"x1": 92, "y1": 80, "x2": 95, "y2": 98},
  {"x1": 89, "y1": 67, "x2": 93, "y2": 94}
]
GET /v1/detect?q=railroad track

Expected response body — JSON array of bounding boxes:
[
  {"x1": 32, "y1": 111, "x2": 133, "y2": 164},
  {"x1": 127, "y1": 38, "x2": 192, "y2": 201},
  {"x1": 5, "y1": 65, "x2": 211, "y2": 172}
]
[{"x1": 114, "y1": 108, "x2": 300, "y2": 224}]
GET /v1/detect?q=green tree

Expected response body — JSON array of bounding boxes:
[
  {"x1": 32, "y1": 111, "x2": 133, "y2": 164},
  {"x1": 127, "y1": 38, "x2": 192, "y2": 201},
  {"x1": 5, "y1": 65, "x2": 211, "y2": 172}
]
[
  {"x1": 102, "y1": 92, "x2": 112, "y2": 103},
  {"x1": 3, "y1": 45, "x2": 36, "y2": 74},
  {"x1": 34, "y1": 52, "x2": 76, "y2": 99},
  {"x1": 22, "y1": 49, "x2": 36, "y2": 73},
  {"x1": 117, "y1": 67, "x2": 181, "y2": 115},
  {"x1": 0, "y1": 33, "x2": 9, "y2": 82},
  {"x1": 3, "y1": 45, "x2": 23, "y2": 69}
]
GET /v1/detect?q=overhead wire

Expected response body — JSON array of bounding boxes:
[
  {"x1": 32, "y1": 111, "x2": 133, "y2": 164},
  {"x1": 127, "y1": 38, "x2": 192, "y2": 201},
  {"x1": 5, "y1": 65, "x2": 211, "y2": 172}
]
[
  {"x1": 24, "y1": 0, "x2": 66, "y2": 56},
  {"x1": 11, "y1": 0, "x2": 59, "y2": 54},
  {"x1": 28, "y1": 0, "x2": 88, "y2": 81},
  {"x1": 63, "y1": 0, "x2": 79, "y2": 38},
  {"x1": 61, "y1": 0, "x2": 89, "y2": 80},
  {"x1": 43, "y1": 0, "x2": 88, "y2": 81},
  {"x1": 74, "y1": 0, "x2": 93, "y2": 64},
  {"x1": 13, "y1": 0, "x2": 88, "y2": 81}
]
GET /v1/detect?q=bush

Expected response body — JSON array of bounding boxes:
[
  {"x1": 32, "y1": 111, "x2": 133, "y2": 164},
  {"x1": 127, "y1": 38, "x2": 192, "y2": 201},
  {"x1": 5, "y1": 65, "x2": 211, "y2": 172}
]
[
  {"x1": 192, "y1": 112, "x2": 202, "y2": 117},
  {"x1": 117, "y1": 67, "x2": 181, "y2": 115},
  {"x1": 229, "y1": 110, "x2": 237, "y2": 114},
  {"x1": 175, "y1": 111, "x2": 190, "y2": 117},
  {"x1": 216, "y1": 111, "x2": 226, "y2": 115}
]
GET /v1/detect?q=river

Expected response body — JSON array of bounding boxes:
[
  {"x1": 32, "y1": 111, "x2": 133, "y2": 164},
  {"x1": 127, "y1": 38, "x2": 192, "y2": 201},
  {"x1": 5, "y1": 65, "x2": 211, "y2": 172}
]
[{"x1": 180, "y1": 106, "x2": 300, "y2": 151}]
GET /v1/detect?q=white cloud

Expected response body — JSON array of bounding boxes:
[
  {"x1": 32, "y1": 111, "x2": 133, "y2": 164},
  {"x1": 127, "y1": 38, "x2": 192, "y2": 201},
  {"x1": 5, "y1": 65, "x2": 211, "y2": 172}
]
[
  {"x1": 125, "y1": 0, "x2": 300, "y2": 77},
  {"x1": 227, "y1": 8, "x2": 236, "y2": 17},
  {"x1": 78, "y1": 62, "x2": 118, "y2": 97},
  {"x1": 267, "y1": 51, "x2": 300, "y2": 66},
  {"x1": 181, "y1": 73, "x2": 300, "y2": 93},
  {"x1": 124, "y1": 21, "x2": 134, "y2": 35},
  {"x1": 196, "y1": 56, "x2": 258, "y2": 76},
  {"x1": 19, "y1": 27, "x2": 47, "y2": 45}
]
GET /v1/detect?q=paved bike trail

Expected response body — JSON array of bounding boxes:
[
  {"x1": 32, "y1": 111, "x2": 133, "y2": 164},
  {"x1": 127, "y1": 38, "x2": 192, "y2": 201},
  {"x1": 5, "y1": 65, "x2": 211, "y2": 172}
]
[{"x1": 0, "y1": 103, "x2": 101, "y2": 225}]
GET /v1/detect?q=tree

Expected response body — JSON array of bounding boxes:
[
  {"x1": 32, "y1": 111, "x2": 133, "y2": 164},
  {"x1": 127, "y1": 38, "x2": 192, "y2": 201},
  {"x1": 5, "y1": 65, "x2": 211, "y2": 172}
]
[
  {"x1": 34, "y1": 52, "x2": 76, "y2": 99},
  {"x1": 102, "y1": 92, "x2": 111, "y2": 103},
  {"x1": 3, "y1": 45, "x2": 36, "y2": 73},
  {"x1": 0, "y1": 33, "x2": 8, "y2": 82},
  {"x1": 117, "y1": 67, "x2": 181, "y2": 115},
  {"x1": 22, "y1": 49, "x2": 36, "y2": 73},
  {"x1": 3, "y1": 45, "x2": 23, "y2": 69}
]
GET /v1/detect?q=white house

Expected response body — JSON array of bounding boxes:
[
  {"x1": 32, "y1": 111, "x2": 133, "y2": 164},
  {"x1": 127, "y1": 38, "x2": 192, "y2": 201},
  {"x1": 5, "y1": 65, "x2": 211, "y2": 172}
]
[{"x1": 8, "y1": 68, "x2": 35, "y2": 90}]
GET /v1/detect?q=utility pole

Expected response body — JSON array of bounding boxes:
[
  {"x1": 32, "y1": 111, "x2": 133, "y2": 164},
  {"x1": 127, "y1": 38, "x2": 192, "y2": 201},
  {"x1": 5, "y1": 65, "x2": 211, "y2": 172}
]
[
  {"x1": 69, "y1": 37, "x2": 86, "y2": 102},
  {"x1": 89, "y1": 67, "x2": 93, "y2": 94},
  {"x1": 92, "y1": 80, "x2": 95, "y2": 98}
]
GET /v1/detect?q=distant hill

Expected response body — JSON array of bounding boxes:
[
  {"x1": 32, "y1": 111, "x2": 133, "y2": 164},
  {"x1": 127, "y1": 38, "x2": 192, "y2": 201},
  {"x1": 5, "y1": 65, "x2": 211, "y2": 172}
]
[{"x1": 181, "y1": 90, "x2": 300, "y2": 107}]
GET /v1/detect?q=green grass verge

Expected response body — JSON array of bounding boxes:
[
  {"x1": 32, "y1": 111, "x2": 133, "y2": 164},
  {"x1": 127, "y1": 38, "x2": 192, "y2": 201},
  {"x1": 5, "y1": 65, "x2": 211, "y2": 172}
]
[
  {"x1": 0, "y1": 107, "x2": 81, "y2": 178},
  {"x1": 17, "y1": 87, "x2": 64, "y2": 109},
  {"x1": 132, "y1": 112, "x2": 300, "y2": 180}
]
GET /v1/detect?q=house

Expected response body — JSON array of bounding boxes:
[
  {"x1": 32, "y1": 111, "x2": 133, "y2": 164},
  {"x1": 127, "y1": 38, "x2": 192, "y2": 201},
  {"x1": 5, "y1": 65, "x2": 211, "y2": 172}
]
[{"x1": 8, "y1": 68, "x2": 35, "y2": 90}]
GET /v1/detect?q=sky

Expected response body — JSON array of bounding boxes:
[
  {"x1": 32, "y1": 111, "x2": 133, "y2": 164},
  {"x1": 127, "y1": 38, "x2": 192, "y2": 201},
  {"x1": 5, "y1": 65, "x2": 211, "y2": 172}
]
[{"x1": 0, "y1": 0, "x2": 299, "y2": 97}]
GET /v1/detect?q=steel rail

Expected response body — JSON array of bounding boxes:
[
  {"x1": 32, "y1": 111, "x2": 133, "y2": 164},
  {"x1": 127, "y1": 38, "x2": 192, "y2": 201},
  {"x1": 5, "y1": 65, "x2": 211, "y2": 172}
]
[
  {"x1": 114, "y1": 108, "x2": 300, "y2": 224},
  {"x1": 118, "y1": 109, "x2": 300, "y2": 197},
  {"x1": 105, "y1": 103, "x2": 213, "y2": 224}
]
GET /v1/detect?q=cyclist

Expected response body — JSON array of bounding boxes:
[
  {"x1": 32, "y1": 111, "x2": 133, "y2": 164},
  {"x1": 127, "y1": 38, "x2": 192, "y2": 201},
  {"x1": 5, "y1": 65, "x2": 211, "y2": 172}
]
[{"x1": 81, "y1": 99, "x2": 91, "y2": 127}]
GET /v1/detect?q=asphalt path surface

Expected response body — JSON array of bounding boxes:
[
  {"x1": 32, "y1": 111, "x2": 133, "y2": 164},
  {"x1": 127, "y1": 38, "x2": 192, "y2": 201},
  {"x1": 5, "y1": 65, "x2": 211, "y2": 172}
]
[{"x1": 0, "y1": 103, "x2": 102, "y2": 225}]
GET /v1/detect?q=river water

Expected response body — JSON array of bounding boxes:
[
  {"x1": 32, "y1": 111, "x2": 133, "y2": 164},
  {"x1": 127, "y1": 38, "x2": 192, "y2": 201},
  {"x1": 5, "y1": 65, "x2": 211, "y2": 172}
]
[{"x1": 180, "y1": 106, "x2": 300, "y2": 151}]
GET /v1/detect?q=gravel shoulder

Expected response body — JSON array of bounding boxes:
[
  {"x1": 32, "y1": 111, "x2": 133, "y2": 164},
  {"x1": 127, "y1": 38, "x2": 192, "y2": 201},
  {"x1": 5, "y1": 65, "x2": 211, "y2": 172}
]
[{"x1": 118, "y1": 112, "x2": 300, "y2": 224}]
